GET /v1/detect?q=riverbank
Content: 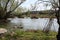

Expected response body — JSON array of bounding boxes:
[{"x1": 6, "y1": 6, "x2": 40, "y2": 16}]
[
  {"x1": 0, "y1": 28, "x2": 57, "y2": 40},
  {"x1": 0, "y1": 17, "x2": 58, "y2": 40}
]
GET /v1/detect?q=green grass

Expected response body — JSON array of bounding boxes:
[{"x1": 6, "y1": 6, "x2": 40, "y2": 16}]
[
  {"x1": 0, "y1": 29, "x2": 57, "y2": 40},
  {"x1": 0, "y1": 20, "x2": 58, "y2": 40}
]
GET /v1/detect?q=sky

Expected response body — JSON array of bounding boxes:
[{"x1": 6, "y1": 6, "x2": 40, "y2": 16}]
[
  {"x1": 21, "y1": 0, "x2": 37, "y2": 8},
  {"x1": 20, "y1": 0, "x2": 52, "y2": 11}
]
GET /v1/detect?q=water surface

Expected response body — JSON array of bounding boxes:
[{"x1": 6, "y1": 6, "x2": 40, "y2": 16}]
[{"x1": 8, "y1": 17, "x2": 59, "y2": 32}]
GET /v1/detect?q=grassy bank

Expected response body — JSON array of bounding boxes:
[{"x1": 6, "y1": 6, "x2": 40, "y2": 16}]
[{"x1": 0, "y1": 29, "x2": 57, "y2": 40}]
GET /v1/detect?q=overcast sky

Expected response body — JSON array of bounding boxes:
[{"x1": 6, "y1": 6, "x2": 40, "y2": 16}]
[{"x1": 20, "y1": 0, "x2": 52, "y2": 11}]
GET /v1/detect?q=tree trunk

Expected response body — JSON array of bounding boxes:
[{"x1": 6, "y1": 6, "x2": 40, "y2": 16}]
[
  {"x1": 0, "y1": 12, "x2": 10, "y2": 24},
  {"x1": 56, "y1": 0, "x2": 60, "y2": 40},
  {"x1": 56, "y1": 8, "x2": 60, "y2": 40},
  {"x1": 43, "y1": 18, "x2": 53, "y2": 33}
]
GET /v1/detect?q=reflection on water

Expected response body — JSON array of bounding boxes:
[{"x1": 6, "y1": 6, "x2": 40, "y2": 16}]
[{"x1": 8, "y1": 17, "x2": 59, "y2": 32}]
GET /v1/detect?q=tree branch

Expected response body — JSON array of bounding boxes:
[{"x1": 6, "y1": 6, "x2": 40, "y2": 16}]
[
  {"x1": 4, "y1": 0, "x2": 10, "y2": 11},
  {"x1": 9, "y1": 0, "x2": 15, "y2": 11},
  {"x1": 7, "y1": 2, "x2": 23, "y2": 14}
]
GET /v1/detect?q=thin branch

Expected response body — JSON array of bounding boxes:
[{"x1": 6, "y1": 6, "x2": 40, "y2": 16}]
[
  {"x1": 9, "y1": 0, "x2": 15, "y2": 11},
  {"x1": 7, "y1": 2, "x2": 23, "y2": 14},
  {"x1": 4, "y1": 0, "x2": 10, "y2": 11}
]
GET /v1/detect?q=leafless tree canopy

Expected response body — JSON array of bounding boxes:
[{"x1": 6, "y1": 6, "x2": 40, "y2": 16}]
[{"x1": 0, "y1": 0, "x2": 25, "y2": 19}]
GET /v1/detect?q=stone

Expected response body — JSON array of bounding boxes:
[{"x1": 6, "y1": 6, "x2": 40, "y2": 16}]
[{"x1": 0, "y1": 28, "x2": 7, "y2": 34}]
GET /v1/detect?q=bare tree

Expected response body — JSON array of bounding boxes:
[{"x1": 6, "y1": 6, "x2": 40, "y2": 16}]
[
  {"x1": 0, "y1": 0, "x2": 25, "y2": 19},
  {"x1": 37, "y1": 0, "x2": 55, "y2": 33},
  {"x1": 30, "y1": 1, "x2": 38, "y2": 11},
  {"x1": 38, "y1": 0, "x2": 60, "y2": 40},
  {"x1": 43, "y1": 15, "x2": 54, "y2": 33},
  {"x1": 56, "y1": 0, "x2": 60, "y2": 40}
]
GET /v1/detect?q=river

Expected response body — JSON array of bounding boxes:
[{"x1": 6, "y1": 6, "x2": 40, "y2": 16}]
[{"x1": 8, "y1": 17, "x2": 59, "y2": 32}]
